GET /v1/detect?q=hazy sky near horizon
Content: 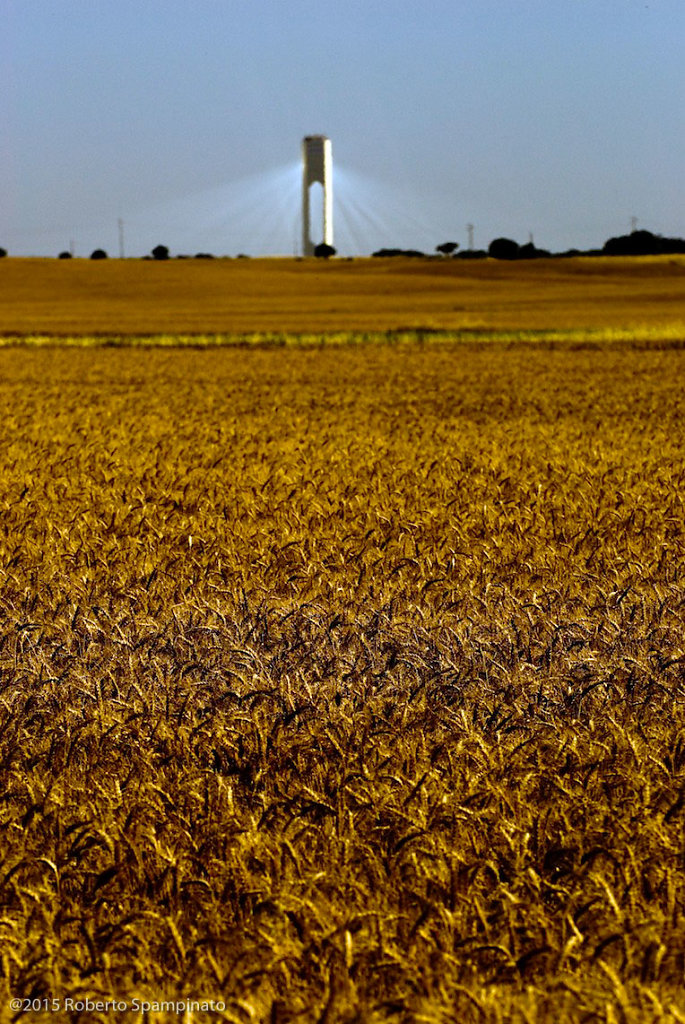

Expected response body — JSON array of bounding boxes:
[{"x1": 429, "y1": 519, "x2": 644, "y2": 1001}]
[{"x1": 2, "y1": 0, "x2": 684, "y2": 257}]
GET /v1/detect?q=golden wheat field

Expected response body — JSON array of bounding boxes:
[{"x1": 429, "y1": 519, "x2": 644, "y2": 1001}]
[
  {"x1": 1, "y1": 334, "x2": 685, "y2": 1024},
  {"x1": 1, "y1": 257, "x2": 685, "y2": 1023},
  {"x1": 0, "y1": 255, "x2": 684, "y2": 336}
]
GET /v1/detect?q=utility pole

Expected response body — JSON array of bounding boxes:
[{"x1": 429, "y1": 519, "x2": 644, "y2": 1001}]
[
  {"x1": 630, "y1": 216, "x2": 638, "y2": 233},
  {"x1": 467, "y1": 223, "x2": 474, "y2": 250},
  {"x1": 118, "y1": 218, "x2": 125, "y2": 259}
]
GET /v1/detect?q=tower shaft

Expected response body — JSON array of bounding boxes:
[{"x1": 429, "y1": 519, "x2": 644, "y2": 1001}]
[{"x1": 302, "y1": 136, "x2": 333, "y2": 256}]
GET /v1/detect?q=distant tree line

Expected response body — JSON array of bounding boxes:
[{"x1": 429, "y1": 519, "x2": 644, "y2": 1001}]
[{"x1": 2, "y1": 229, "x2": 685, "y2": 261}]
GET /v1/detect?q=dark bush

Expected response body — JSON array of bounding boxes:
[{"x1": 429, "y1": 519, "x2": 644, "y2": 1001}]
[
  {"x1": 661, "y1": 237, "x2": 685, "y2": 254},
  {"x1": 314, "y1": 243, "x2": 337, "y2": 259},
  {"x1": 90, "y1": 249, "x2": 108, "y2": 260},
  {"x1": 604, "y1": 230, "x2": 658, "y2": 256},
  {"x1": 436, "y1": 242, "x2": 459, "y2": 255},
  {"x1": 58, "y1": 251, "x2": 72, "y2": 259},
  {"x1": 518, "y1": 242, "x2": 550, "y2": 259},
  {"x1": 371, "y1": 248, "x2": 425, "y2": 258},
  {"x1": 488, "y1": 238, "x2": 520, "y2": 260},
  {"x1": 151, "y1": 244, "x2": 170, "y2": 260},
  {"x1": 0, "y1": 248, "x2": 7, "y2": 258}
]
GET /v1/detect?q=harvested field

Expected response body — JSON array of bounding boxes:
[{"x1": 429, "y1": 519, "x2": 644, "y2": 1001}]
[
  {"x1": 1, "y1": 339, "x2": 685, "y2": 1022},
  {"x1": 0, "y1": 255, "x2": 684, "y2": 336}
]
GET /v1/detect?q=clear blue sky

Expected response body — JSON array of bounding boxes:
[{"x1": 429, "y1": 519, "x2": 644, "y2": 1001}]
[{"x1": 2, "y1": 0, "x2": 683, "y2": 256}]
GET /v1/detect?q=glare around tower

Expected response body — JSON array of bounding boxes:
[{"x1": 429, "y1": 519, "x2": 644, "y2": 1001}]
[{"x1": 302, "y1": 136, "x2": 333, "y2": 256}]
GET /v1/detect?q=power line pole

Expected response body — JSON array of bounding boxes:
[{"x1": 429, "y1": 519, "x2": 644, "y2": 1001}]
[
  {"x1": 630, "y1": 216, "x2": 638, "y2": 233},
  {"x1": 467, "y1": 223, "x2": 474, "y2": 250},
  {"x1": 118, "y1": 218, "x2": 125, "y2": 259}
]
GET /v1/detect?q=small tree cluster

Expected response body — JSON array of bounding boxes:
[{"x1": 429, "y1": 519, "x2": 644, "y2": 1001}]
[
  {"x1": 603, "y1": 229, "x2": 685, "y2": 256},
  {"x1": 488, "y1": 238, "x2": 550, "y2": 260}
]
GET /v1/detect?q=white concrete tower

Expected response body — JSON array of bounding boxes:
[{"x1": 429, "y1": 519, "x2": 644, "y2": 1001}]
[{"x1": 302, "y1": 135, "x2": 333, "y2": 256}]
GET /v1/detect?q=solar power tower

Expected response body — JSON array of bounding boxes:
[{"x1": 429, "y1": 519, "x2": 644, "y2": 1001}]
[{"x1": 301, "y1": 135, "x2": 333, "y2": 256}]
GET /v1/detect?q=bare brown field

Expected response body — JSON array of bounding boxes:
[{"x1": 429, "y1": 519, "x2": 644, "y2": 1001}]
[
  {"x1": 2, "y1": 343, "x2": 685, "y2": 1022},
  {"x1": 0, "y1": 255, "x2": 684, "y2": 336}
]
